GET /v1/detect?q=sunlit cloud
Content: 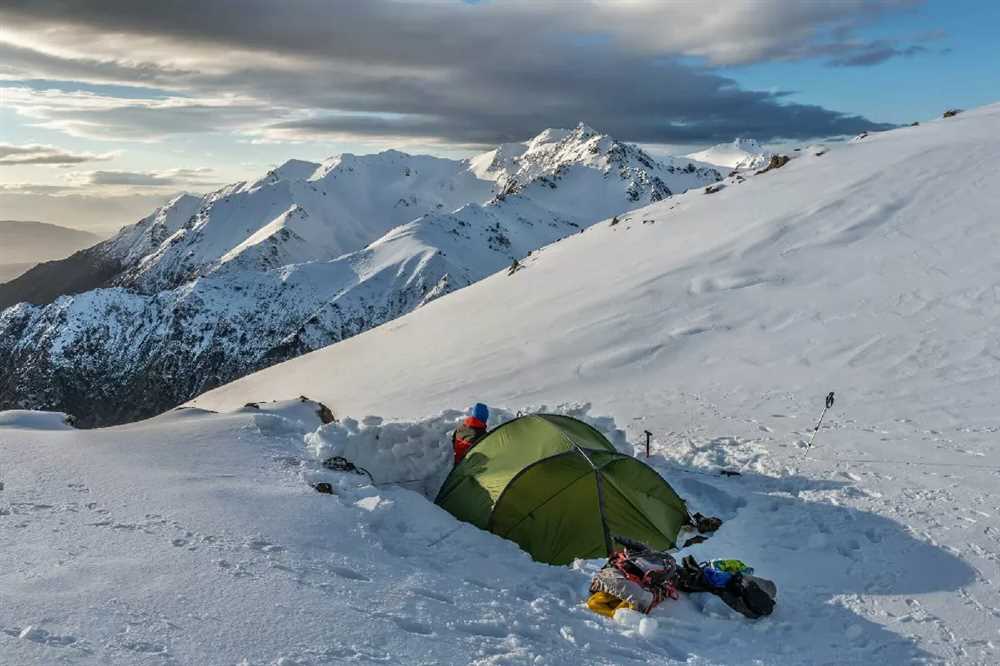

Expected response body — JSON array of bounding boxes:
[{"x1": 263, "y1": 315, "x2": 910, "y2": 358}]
[
  {"x1": 0, "y1": 142, "x2": 115, "y2": 165},
  {"x1": 2, "y1": 86, "x2": 289, "y2": 141},
  {"x1": 67, "y1": 167, "x2": 220, "y2": 187}
]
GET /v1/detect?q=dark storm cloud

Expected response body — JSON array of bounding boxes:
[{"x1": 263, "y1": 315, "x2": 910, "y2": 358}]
[
  {"x1": 0, "y1": 0, "x2": 923, "y2": 67},
  {"x1": 0, "y1": 1, "x2": 922, "y2": 144}
]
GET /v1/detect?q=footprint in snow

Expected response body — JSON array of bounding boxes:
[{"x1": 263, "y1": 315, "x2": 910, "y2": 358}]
[
  {"x1": 6, "y1": 625, "x2": 82, "y2": 649},
  {"x1": 863, "y1": 527, "x2": 882, "y2": 543},
  {"x1": 366, "y1": 611, "x2": 435, "y2": 636},
  {"x1": 391, "y1": 616, "x2": 434, "y2": 636},
  {"x1": 463, "y1": 577, "x2": 500, "y2": 591},
  {"x1": 120, "y1": 639, "x2": 171, "y2": 657},
  {"x1": 409, "y1": 587, "x2": 453, "y2": 604},
  {"x1": 454, "y1": 620, "x2": 508, "y2": 638},
  {"x1": 245, "y1": 538, "x2": 284, "y2": 553},
  {"x1": 329, "y1": 565, "x2": 371, "y2": 582}
]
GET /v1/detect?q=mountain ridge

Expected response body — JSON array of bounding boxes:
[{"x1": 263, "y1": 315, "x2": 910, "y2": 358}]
[{"x1": 0, "y1": 124, "x2": 722, "y2": 425}]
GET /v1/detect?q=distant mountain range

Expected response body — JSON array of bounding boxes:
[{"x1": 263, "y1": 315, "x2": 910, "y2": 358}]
[
  {"x1": 0, "y1": 124, "x2": 722, "y2": 426},
  {"x1": 0, "y1": 220, "x2": 101, "y2": 283}
]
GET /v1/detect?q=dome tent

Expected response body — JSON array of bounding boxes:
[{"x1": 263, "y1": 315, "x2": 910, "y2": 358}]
[{"x1": 435, "y1": 414, "x2": 690, "y2": 565}]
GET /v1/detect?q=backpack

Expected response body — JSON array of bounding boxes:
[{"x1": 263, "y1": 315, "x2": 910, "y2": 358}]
[
  {"x1": 589, "y1": 542, "x2": 678, "y2": 614},
  {"x1": 676, "y1": 555, "x2": 777, "y2": 619},
  {"x1": 717, "y1": 575, "x2": 777, "y2": 619}
]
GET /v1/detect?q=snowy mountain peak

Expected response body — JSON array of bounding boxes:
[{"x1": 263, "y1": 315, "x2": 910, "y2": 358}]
[
  {"x1": 251, "y1": 159, "x2": 323, "y2": 188},
  {"x1": 274, "y1": 158, "x2": 322, "y2": 179},
  {"x1": 731, "y1": 137, "x2": 762, "y2": 151},
  {"x1": 166, "y1": 192, "x2": 202, "y2": 209},
  {"x1": 521, "y1": 123, "x2": 596, "y2": 151},
  {"x1": 474, "y1": 123, "x2": 717, "y2": 201},
  {"x1": 687, "y1": 137, "x2": 774, "y2": 170}
]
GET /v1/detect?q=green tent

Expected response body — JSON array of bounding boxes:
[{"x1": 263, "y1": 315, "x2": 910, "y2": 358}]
[{"x1": 434, "y1": 414, "x2": 690, "y2": 565}]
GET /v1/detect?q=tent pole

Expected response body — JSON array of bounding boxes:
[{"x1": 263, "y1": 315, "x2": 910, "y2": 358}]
[
  {"x1": 574, "y1": 445, "x2": 614, "y2": 556},
  {"x1": 593, "y1": 470, "x2": 614, "y2": 557}
]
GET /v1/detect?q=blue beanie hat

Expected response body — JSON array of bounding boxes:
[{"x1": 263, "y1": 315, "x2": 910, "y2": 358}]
[{"x1": 470, "y1": 402, "x2": 489, "y2": 422}]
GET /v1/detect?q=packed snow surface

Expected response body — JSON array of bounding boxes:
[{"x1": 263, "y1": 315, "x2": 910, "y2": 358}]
[{"x1": 4, "y1": 104, "x2": 1000, "y2": 664}]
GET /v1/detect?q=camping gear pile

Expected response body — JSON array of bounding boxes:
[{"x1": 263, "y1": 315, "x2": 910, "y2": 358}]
[
  {"x1": 587, "y1": 540, "x2": 777, "y2": 619},
  {"x1": 312, "y1": 411, "x2": 774, "y2": 621},
  {"x1": 676, "y1": 555, "x2": 777, "y2": 619},
  {"x1": 432, "y1": 412, "x2": 777, "y2": 619}
]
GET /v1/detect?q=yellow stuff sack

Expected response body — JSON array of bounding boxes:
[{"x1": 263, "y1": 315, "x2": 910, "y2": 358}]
[{"x1": 586, "y1": 592, "x2": 635, "y2": 618}]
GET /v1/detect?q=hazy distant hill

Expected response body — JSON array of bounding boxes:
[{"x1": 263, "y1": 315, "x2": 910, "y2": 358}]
[
  {"x1": 0, "y1": 221, "x2": 101, "y2": 283},
  {"x1": 0, "y1": 262, "x2": 35, "y2": 283}
]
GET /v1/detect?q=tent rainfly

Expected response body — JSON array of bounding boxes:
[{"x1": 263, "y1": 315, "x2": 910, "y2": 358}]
[{"x1": 435, "y1": 414, "x2": 690, "y2": 565}]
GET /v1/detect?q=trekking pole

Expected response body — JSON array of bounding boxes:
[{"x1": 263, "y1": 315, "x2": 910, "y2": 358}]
[
  {"x1": 801, "y1": 392, "x2": 835, "y2": 457},
  {"x1": 644, "y1": 430, "x2": 652, "y2": 458}
]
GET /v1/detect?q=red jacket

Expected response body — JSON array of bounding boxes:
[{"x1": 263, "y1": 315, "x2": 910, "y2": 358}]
[{"x1": 453, "y1": 416, "x2": 487, "y2": 464}]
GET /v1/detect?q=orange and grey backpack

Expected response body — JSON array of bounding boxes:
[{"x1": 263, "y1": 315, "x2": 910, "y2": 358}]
[{"x1": 588, "y1": 540, "x2": 678, "y2": 615}]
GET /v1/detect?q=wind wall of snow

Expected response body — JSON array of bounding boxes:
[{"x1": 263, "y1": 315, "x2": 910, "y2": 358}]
[
  {"x1": 0, "y1": 410, "x2": 75, "y2": 430},
  {"x1": 304, "y1": 403, "x2": 630, "y2": 499}
]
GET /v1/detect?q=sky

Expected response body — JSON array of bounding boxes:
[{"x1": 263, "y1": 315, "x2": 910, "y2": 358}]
[{"x1": 0, "y1": 0, "x2": 996, "y2": 234}]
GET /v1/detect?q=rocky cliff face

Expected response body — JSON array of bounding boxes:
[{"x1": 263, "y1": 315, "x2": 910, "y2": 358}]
[{"x1": 0, "y1": 125, "x2": 721, "y2": 426}]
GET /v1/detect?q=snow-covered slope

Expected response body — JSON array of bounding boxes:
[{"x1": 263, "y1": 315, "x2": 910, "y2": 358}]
[
  {"x1": 686, "y1": 137, "x2": 774, "y2": 170},
  {"x1": 0, "y1": 125, "x2": 720, "y2": 425},
  {"x1": 194, "y1": 105, "x2": 1000, "y2": 662},
  {"x1": 0, "y1": 402, "x2": 725, "y2": 665}
]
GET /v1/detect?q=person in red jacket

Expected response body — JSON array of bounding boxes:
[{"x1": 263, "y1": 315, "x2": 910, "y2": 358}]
[{"x1": 452, "y1": 403, "x2": 489, "y2": 464}]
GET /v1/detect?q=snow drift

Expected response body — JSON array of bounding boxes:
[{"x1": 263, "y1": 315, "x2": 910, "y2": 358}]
[{"x1": 304, "y1": 404, "x2": 630, "y2": 500}]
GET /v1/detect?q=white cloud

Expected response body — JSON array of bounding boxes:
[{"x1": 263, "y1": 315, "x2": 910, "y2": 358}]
[
  {"x1": 0, "y1": 143, "x2": 115, "y2": 165},
  {"x1": 1, "y1": 86, "x2": 286, "y2": 141},
  {"x1": 68, "y1": 167, "x2": 219, "y2": 188}
]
